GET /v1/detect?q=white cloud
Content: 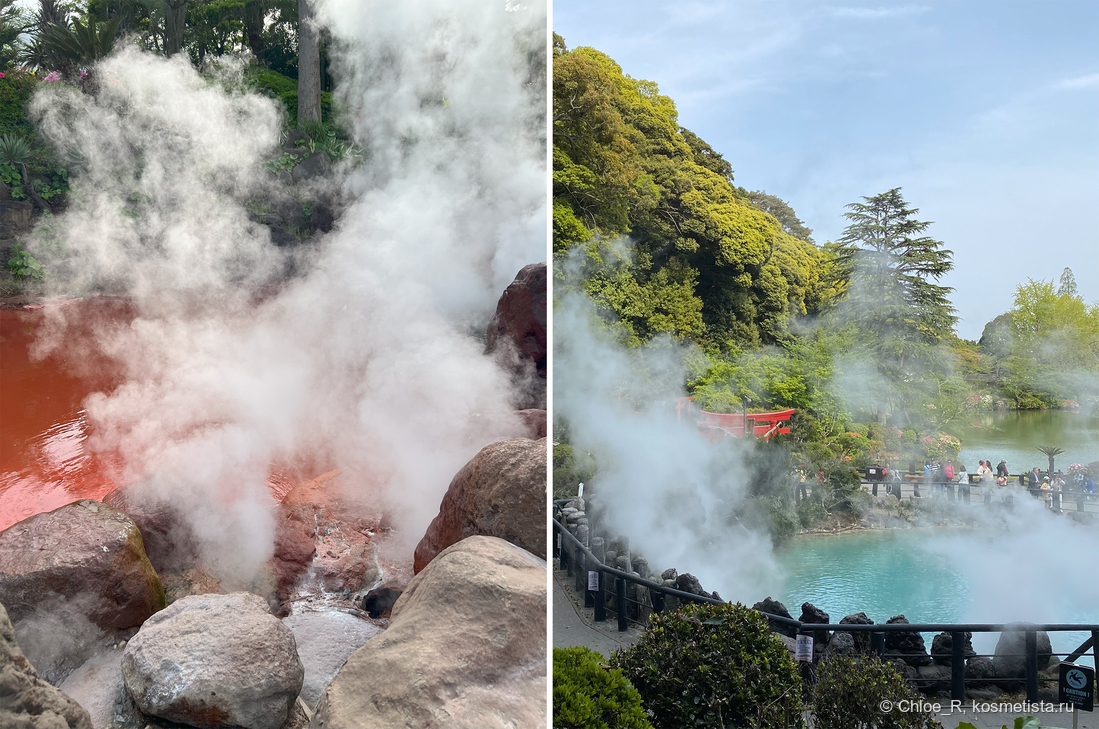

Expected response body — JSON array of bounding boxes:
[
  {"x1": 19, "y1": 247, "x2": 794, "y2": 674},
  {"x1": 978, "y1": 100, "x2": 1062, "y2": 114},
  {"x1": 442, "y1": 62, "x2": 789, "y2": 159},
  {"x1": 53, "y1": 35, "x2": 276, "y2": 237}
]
[
  {"x1": 1055, "y1": 73, "x2": 1099, "y2": 90},
  {"x1": 826, "y1": 5, "x2": 930, "y2": 20}
]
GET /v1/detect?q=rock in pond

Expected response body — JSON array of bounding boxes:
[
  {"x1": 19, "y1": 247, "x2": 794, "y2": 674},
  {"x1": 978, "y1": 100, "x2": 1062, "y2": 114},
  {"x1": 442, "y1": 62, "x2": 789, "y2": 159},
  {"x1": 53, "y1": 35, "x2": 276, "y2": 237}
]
[
  {"x1": 993, "y1": 625, "x2": 1052, "y2": 682},
  {"x1": 121, "y1": 592, "x2": 304, "y2": 729},
  {"x1": 413, "y1": 438, "x2": 546, "y2": 574},
  {"x1": 0, "y1": 500, "x2": 165, "y2": 633},
  {"x1": 485, "y1": 262, "x2": 547, "y2": 410},
  {"x1": 312, "y1": 536, "x2": 546, "y2": 729}
]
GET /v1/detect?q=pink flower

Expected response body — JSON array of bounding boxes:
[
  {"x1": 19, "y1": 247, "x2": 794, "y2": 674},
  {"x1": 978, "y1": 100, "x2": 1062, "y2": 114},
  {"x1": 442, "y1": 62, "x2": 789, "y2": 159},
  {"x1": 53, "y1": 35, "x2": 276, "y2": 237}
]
[
  {"x1": 44, "y1": 71, "x2": 60, "y2": 83},
  {"x1": 0, "y1": 72, "x2": 5, "y2": 78},
  {"x1": 79, "y1": 70, "x2": 87, "y2": 79}
]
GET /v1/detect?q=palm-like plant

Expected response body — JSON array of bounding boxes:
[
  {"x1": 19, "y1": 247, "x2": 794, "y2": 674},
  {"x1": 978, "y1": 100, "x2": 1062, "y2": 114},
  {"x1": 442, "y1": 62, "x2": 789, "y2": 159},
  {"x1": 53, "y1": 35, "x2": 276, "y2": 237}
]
[
  {"x1": 0, "y1": 133, "x2": 34, "y2": 185},
  {"x1": 1037, "y1": 446, "x2": 1064, "y2": 477},
  {"x1": 38, "y1": 15, "x2": 121, "y2": 68}
]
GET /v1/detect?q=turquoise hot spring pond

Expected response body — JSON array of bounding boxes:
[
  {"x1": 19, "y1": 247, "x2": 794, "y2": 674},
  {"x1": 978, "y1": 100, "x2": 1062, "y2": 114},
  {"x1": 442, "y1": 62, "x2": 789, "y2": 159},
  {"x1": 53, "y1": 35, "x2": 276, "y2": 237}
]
[{"x1": 774, "y1": 528, "x2": 1097, "y2": 667}]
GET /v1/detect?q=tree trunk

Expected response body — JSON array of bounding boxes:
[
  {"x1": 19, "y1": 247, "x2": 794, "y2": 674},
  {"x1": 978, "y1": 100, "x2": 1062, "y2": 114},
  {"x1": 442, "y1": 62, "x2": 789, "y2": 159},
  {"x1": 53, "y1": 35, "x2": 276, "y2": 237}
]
[
  {"x1": 165, "y1": 0, "x2": 188, "y2": 58},
  {"x1": 297, "y1": 0, "x2": 322, "y2": 125},
  {"x1": 243, "y1": 0, "x2": 265, "y2": 63}
]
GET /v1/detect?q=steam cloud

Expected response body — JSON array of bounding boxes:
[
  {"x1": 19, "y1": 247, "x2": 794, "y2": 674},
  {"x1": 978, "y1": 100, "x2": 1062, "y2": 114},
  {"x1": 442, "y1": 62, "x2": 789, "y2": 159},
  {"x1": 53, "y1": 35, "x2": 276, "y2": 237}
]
[
  {"x1": 553, "y1": 290, "x2": 783, "y2": 601},
  {"x1": 24, "y1": 1, "x2": 546, "y2": 585}
]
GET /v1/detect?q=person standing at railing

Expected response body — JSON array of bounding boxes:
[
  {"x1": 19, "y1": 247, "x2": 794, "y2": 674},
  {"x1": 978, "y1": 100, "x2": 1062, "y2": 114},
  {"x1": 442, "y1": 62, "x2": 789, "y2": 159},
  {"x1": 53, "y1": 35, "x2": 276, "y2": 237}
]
[
  {"x1": 943, "y1": 461, "x2": 955, "y2": 501},
  {"x1": 1028, "y1": 467, "x2": 1041, "y2": 497},
  {"x1": 1052, "y1": 472, "x2": 1065, "y2": 513},
  {"x1": 957, "y1": 464, "x2": 970, "y2": 503},
  {"x1": 977, "y1": 460, "x2": 994, "y2": 504},
  {"x1": 996, "y1": 459, "x2": 1009, "y2": 478},
  {"x1": 1040, "y1": 476, "x2": 1052, "y2": 508},
  {"x1": 996, "y1": 472, "x2": 1011, "y2": 505}
]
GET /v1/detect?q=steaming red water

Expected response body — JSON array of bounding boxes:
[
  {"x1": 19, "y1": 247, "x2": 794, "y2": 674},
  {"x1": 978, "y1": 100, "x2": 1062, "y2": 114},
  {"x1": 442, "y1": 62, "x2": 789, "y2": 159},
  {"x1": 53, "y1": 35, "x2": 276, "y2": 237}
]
[
  {"x1": 0, "y1": 299, "x2": 324, "y2": 532},
  {"x1": 0, "y1": 300, "x2": 132, "y2": 531}
]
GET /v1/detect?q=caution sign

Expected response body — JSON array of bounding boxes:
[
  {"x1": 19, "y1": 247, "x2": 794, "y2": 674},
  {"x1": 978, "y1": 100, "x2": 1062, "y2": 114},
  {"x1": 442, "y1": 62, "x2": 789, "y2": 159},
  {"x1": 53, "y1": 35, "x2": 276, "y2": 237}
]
[
  {"x1": 795, "y1": 634, "x2": 814, "y2": 663},
  {"x1": 1059, "y1": 662, "x2": 1094, "y2": 711},
  {"x1": 587, "y1": 570, "x2": 599, "y2": 592}
]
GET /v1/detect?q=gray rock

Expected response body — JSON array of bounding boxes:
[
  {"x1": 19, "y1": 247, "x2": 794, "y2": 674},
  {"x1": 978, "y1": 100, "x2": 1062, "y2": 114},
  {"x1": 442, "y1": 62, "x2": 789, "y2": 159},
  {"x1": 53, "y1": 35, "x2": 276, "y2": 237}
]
[
  {"x1": 291, "y1": 150, "x2": 332, "y2": 182},
  {"x1": 884, "y1": 615, "x2": 931, "y2": 667},
  {"x1": 283, "y1": 611, "x2": 382, "y2": 710},
  {"x1": 58, "y1": 648, "x2": 124, "y2": 729},
  {"x1": 839, "y1": 612, "x2": 874, "y2": 653},
  {"x1": 269, "y1": 224, "x2": 299, "y2": 247},
  {"x1": 311, "y1": 536, "x2": 546, "y2": 729},
  {"x1": 931, "y1": 631, "x2": 976, "y2": 666},
  {"x1": 992, "y1": 626, "x2": 1052, "y2": 680},
  {"x1": 965, "y1": 656, "x2": 996, "y2": 687},
  {"x1": 827, "y1": 631, "x2": 856, "y2": 656},
  {"x1": 660, "y1": 567, "x2": 677, "y2": 581},
  {"x1": 752, "y1": 597, "x2": 796, "y2": 639},
  {"x1": 0, "y1": 600, "x2": 92, "y2": 729},
  {"x1": 122, "y1": 592, "x2": 303, "y2": 729},
  {"x1": 799, "y1": 602, "x2": 830, "y2": 658},
  {"x1": 915, "y1": 663, "x2": 952, "y2": 693}
]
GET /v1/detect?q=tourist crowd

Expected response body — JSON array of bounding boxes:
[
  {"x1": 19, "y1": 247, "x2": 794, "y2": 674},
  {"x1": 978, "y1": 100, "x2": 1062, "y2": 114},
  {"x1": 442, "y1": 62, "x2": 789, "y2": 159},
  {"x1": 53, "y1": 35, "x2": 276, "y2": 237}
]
[{"x1": 871, "y1": 459, "x2": 1096, "y2": 512}]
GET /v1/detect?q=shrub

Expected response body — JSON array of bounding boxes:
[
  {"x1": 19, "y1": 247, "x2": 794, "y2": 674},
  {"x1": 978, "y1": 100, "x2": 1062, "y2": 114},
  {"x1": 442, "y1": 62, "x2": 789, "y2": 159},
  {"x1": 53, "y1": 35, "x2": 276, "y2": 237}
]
[
  {"x1": 611, "y1": 601, "x2": 803, "y2": 729},
  {"x1": 7, "y1": 243, "x2": 44, "y2": 280},
  {"x1": 810, "y1": 654, "x2": 937, "y2": 729},
  {"x1": 553, "y1": 647, "x2": 653, "y2": 729},
  {"x1": 796, "y1": 496, "x2": 826, "y2": 528}
]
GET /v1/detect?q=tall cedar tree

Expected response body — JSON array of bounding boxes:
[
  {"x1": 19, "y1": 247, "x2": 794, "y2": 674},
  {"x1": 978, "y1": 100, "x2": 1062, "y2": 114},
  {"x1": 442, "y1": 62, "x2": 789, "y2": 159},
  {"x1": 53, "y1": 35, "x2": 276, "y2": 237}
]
[
  {"x1": 836, "y1": 187, "x2": 956, "y2": 340},
  {"x1": 834, "y1": 188, "x2": 956, "y2": 421}
]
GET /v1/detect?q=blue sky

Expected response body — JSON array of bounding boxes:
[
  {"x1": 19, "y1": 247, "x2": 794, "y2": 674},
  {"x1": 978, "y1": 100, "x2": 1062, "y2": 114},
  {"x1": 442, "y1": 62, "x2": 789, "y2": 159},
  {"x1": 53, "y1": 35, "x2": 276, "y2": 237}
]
[{"x1": 553, "y1": 1, "x2": 1099, "y2": 340}]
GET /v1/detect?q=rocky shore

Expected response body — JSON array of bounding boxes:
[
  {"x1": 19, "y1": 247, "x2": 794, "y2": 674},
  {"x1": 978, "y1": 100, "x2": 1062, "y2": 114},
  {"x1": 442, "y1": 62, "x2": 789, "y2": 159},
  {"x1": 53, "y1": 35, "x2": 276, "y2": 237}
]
[{"x1": 0, "y1": 265, "x2": 549, "y2": 728}]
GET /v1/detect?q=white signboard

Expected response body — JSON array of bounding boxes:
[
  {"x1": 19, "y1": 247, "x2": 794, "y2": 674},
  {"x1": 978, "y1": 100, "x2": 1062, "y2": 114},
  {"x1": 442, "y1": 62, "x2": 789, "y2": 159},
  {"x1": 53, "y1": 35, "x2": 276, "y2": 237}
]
[
  {"x1": 587, "y1": 571, "x2": 600, "y2": 591},
  {"x1": 795, "y1": 634, "x2": 814, "y2": 663}
]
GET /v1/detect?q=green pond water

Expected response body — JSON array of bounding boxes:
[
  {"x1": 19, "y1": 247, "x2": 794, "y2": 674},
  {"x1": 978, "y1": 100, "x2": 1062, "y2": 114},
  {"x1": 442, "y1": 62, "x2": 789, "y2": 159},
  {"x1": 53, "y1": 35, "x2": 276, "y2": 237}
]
[
  {"x1": 956, "y1": 409, "x2": 1099, "y2": 474},
  {"x1": 774, "y1": 529, "x2": 1097, "y2": 666}
]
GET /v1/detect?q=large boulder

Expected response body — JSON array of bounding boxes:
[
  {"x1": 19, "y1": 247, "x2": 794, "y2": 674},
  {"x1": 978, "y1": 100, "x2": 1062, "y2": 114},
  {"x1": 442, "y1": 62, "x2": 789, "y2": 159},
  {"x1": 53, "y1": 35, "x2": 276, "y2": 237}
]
[
  {"x1": 312, "y1": 536, "x2": 546, "y2": 729},
  {"x1": 992, "y1": 625, "x2": 1052, "y2": 681},
  {"x1": 121, "y1": 592, "x2": 304, "y2": 729},
  {"x1": 839, "y1": 612, "x2": 874, "y2": 653},
  {"x1": 752, "y1": 597, "x2": 796, "y2": 638},
  {"x1": 884, "y1": 615, "x2": 931, "y2": 667},
  {"x1": 0, "y1": 500, "x2": 165, "y2": 633},
  {"x1": 0, "y1": 600, "x2": 93, "y2": 729},
  {"x1": 413, "y1": 438, "x2": 546, "y2": 574},
  {"x1": 931, "y1": 631, "x2": 976, "y2": 666},
  {"x1": 485, "y1": 262, "x2": 547, "y2": 409},
  {"x1": 799, "y1": 602, "x2": 831, "y2": 659}
]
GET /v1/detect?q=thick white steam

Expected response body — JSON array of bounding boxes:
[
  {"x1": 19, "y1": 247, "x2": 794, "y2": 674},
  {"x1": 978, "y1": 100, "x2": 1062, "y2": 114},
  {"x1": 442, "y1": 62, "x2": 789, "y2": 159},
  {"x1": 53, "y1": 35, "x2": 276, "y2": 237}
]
[
  {"x1": 554, "y1": 292, "x2": 783, "y2": 601},
  {"x1": 25, "y1": 3, "x2": 546, "y2": 585}
]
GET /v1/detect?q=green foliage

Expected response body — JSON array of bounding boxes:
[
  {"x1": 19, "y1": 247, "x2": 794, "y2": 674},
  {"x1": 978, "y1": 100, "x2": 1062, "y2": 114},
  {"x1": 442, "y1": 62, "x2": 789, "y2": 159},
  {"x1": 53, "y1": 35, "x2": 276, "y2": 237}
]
[
  {"x1": 810, "y1": 654, "x2": 938, "y2": 729},
  {"x1": 0, "y1": 161, "x2": 22, "y2": 197},
  {"x1": 553, "y1": 35, "x2": 832, "y2": 349},
  {"x1": 553, "y1": 647, "x2": 653, "y2": 729},
  {"x1": 0, "y1": 0, "x2": 28, "y2": 69},
  {"x1": 246, "y1": 68, "x2": 335, "y2": 126},
  {"x1": 38, "y1": 15, "x2": 121, "y2": 73},
  {"x1": 0, "y1": 71, "x2": 37, "y2": 138},
  {"x1": 796, "y1": 496, "x2": 826, "y2": 528},
  {"x1": 264, "y1": 150, "x2": 306, "y2": 179},
  {"x1": 0, "y1": 133, "x2": 33, "y2": 167},
  {"x1": 611, "y1": 601, "x2": 804, "y2": 729},
  {"x1": 7, "y1": 243, "x2": 44, "y2": 279},
  {"x1": 553, "y1": 443, "x2": 598, "y2": 499}
]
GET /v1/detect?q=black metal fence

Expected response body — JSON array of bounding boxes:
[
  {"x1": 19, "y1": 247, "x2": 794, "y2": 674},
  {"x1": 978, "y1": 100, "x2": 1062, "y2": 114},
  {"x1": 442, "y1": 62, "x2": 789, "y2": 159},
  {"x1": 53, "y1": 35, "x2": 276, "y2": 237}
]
[{"x1": 552, "y1": 515, "x2": 1099, "y2": 703}]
